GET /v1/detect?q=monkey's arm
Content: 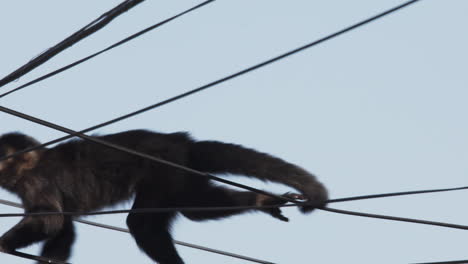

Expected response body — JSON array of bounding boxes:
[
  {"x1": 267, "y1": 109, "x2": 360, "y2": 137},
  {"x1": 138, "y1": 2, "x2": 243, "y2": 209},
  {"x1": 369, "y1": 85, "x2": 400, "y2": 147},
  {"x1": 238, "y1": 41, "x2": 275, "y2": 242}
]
[
  {"x1": 39, "y1": 217, "x2": 75, "y2": 262},
  {"x1": 0, "y1": 207, "x2": 65, "y2": 252},
  {"x1": 181, "y1": 185, "x2": 298, "y2": 222}
]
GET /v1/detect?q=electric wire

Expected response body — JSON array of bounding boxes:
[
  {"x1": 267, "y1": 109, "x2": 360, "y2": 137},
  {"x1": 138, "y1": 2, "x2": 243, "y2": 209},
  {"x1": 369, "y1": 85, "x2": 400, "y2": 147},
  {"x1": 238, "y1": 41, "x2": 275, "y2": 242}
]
[
  {"x1": 0, "y1": 0, "x2": 215, "y2": 99},
  {"x1": 5, "y1": 250, "x2": 69, "y2": 264},
  {"x1": 0, "y1": 199, "x2": 275, "y2": 264},
  {"x1": 0, "y1": 0, "x2": 145, "y2": 88},
  {"x1": 412, "y1": 260, "x2": 468, "y2": 264}
]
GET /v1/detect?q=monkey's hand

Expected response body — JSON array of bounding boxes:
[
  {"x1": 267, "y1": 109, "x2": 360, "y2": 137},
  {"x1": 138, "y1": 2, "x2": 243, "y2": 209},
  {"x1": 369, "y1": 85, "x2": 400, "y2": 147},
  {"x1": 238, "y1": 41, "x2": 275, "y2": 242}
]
[
  {"x1": 0, "y1": 239, "x2": 13, "y2": 254},
  {"x1": 256, "y1": 192, "x2": 304, "y2": 222}
]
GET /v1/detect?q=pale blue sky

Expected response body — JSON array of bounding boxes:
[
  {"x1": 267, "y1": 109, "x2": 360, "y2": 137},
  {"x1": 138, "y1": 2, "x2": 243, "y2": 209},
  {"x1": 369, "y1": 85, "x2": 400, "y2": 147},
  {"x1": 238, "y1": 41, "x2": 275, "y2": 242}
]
[{"x1": 1, "y1": 0, "x2": 467, "y2": 263}]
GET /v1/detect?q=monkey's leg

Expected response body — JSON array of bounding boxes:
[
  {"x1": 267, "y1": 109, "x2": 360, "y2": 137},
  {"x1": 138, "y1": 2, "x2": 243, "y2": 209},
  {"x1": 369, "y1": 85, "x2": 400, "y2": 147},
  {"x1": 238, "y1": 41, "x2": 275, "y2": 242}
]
[
  {"x1": 126, "y1": 192, "x2": 184, "y2": 264},
  {"x1": 180, "y1": 184, "x2": 260, "y2": 221},
  {"x1": 38, "y1": 218, "x2": 75, "y2": 263},
  {"x1": 0, "y1": 212, "x2": 64, "y2": 253}
]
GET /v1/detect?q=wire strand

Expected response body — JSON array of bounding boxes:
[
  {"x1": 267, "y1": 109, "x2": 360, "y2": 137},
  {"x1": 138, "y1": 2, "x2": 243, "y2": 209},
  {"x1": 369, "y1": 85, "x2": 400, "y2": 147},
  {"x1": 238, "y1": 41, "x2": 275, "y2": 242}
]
[
  {"x1": 0, "y1": 0, "x2": 215, "y2": 99},
  {"x1": 411, "y1": 260, "x2": 468, "y2": 264},
  {"x1": 0, "y1": 0, "x2": 145, "y2": 88},
  {"x1": 4, "y1": 250, "x2": 70, "y2": 264}
]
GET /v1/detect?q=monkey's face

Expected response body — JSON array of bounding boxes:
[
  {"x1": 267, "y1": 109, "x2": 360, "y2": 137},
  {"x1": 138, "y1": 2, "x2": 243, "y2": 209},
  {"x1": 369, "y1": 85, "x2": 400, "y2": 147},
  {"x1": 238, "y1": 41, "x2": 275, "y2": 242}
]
[
  {"x1": 0, "y1": 145, "x2": 16, "y2": 181},
  {"x1": 0, "y1": 133, "x2": 42, "y2": 178}
]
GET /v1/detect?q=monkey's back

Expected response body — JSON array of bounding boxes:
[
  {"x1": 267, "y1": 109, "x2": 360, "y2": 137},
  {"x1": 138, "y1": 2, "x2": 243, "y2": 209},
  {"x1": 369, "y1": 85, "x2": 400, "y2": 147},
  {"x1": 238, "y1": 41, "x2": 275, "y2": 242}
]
[{"x1": 37, "y1": 130, "x2": 193, "y2": 212}]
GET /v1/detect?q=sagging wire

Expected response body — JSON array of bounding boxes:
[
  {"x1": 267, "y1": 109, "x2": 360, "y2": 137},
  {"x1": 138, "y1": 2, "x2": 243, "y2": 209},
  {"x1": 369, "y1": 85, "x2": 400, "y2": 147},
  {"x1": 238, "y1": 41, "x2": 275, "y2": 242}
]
[{"x1": 5, "y1": 250, "x2": 69, "y2": 264}]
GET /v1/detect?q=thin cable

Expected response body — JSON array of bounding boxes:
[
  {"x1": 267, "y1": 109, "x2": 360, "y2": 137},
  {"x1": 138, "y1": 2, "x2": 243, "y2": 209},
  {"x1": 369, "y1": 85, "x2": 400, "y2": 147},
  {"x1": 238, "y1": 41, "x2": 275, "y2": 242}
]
[
  {"x1": 0, "y1": 0, "x2": 145, "y2": 88},
  {"x1": 0, "y1": 0, "x2": 423, "y2": 164},
  {"x1": 0, "y1": 0, "x2": 215, "y2": 99},
  {"x1": 0, "y1": 199, "x2": 274, "y2": 264},
  {"x1": 321, "y1": 207, "x2": 468, "y2": 231},
  {"x1": 4, "y1": 250, "x2": 70, "y2": 264},
  {"x1": 328, "y1": 186, "x2": 468, "y2": 203},
  {"x1": 77, "y1": 220, "x2": 275, "y2": 264}
]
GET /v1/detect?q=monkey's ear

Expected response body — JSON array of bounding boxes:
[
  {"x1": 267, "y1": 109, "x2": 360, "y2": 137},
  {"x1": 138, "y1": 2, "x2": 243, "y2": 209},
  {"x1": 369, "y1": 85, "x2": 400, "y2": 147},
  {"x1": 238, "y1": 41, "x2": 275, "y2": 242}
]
[{"x1": 19, "y1": 150, "x2": 41, "y2": 171}]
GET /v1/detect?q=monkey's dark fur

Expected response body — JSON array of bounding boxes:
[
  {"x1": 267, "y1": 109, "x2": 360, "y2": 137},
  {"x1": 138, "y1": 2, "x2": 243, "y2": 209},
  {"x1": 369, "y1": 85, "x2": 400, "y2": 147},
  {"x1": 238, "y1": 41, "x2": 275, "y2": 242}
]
[{"x1": 0, "y1": 130, "x2": 328, "y2": 264}]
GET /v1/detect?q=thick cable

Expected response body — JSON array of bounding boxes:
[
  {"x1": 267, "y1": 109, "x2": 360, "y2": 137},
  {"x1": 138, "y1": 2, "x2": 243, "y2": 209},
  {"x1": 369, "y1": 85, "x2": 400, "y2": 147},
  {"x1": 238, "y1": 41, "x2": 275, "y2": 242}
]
[
  {"x1": 78, "y1": 219, "x2": 275, "y2": 264},
  {"x1": 321, "y1": 207, "x2": 468, "y2": 231},
  {"x1": 4, "y1": 250, "x2": 69, "y2": 264},
  {"x1": 0, "y1": 0, "x2": 215, "y2": 99},
  {"x1": 0, "y1": 199, "x2": 274, "y2": 264},
  {"x1": 0, "y1": 0, "x2": 145, "y2": 88},
  {"x1": 328, "y1": 186, "x2": 468, "y2": 203}
]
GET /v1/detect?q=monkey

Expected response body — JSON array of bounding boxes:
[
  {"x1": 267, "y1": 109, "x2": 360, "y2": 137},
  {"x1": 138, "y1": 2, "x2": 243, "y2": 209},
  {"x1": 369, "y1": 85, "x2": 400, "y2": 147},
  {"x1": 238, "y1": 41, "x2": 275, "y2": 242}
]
[{"x1": 0, "y1": 130, "x2": 328, "y2": 264}]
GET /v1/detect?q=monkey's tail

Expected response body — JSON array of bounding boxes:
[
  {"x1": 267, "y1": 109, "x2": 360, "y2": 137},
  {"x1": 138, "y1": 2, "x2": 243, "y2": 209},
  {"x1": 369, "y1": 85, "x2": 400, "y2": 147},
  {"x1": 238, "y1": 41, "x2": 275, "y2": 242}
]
[{"x1": 188, "y1": 140, "x2": 328, "y2": 212}]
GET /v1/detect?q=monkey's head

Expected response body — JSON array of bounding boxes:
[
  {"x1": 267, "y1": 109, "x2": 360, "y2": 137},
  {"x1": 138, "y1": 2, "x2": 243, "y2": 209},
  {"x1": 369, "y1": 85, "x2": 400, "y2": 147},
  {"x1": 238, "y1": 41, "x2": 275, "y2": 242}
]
[{"x1": 0, "y1": 133, "x2": 42, "y2": 186}]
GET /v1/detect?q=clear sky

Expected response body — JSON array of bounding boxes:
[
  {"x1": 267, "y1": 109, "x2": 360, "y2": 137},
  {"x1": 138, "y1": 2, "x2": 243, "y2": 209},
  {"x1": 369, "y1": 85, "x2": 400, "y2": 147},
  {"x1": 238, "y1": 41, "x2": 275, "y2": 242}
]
[{"x1": 1, "y1": 0, "x2": 467, "y2": 263}]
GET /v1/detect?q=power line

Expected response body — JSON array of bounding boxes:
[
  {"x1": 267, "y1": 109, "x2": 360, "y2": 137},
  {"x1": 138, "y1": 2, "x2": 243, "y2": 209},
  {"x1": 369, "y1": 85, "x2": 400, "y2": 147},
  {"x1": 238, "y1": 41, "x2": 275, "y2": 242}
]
[
  {"x1": 321, "y1": 207, "x2": 468, "y2": 231},
  {"x1": 328, "y1": 186, "x2": 468, "y2": 203},
  {"x1": 0, "y1": 199, "x2": 275, "y2": 264},
  {"x1": 0, "y1": 0, "x2": 215, "y2": 99},
  {"x1": 4, "y1": 250, "x2": 69, "y2": 264},
  {"x1": 411, "y1": 260, "x2": 468, "y2": 264},
  {"x1": 0, "y1": 0, "x2": 145, "y2": 88}
]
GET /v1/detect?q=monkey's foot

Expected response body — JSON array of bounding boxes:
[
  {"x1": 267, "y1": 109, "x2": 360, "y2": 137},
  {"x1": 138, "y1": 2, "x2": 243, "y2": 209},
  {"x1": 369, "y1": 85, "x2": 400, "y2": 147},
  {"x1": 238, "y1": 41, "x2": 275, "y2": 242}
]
[{"x1": 256, "y1": 192, "x2": 304, "y2": 222}]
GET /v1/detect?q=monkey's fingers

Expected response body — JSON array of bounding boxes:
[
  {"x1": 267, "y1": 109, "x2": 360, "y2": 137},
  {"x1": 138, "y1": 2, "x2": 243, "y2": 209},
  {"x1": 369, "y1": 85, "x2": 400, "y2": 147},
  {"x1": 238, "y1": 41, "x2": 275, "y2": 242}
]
[
  {"x1": 282, "y1": 192, "x2": 306, "y2": 201},
  {"x1": 269, "y1": 208, "x2": 289, "y2": 222},
  {"x1": 0, "y1": 243, "x2": 12, "y2": 253}
]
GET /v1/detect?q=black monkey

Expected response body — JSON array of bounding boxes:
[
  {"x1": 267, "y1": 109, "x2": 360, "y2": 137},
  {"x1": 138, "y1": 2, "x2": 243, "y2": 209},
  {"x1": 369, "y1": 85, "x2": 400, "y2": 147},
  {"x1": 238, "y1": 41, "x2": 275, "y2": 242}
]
[{"x1": 0, "y1": 130, "x2": 328, "y2": 264}]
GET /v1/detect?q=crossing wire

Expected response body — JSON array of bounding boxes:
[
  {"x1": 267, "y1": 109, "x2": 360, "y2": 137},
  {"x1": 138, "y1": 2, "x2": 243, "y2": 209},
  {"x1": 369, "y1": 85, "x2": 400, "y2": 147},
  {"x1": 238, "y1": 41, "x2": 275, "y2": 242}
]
[
  {"x1": 0, "y1": 198, "x2": 275, "y2": 264},
  {"x1": 412, "y1": 260, "x2": 468, "y2": 264},
  {"x1": 0, "y1": 0, "x2": 145, "y2": 88},
  {"x1": 0, "y1": 0, "x2": 215, "y2": 99}
]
